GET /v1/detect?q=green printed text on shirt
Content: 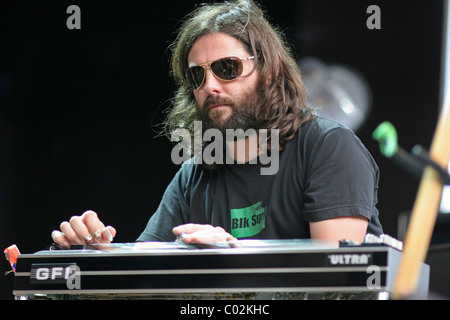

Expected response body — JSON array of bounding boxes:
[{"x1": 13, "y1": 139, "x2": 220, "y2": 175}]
[{"x1": 230, "y1": 202, "x2": 266, "y2": 238}]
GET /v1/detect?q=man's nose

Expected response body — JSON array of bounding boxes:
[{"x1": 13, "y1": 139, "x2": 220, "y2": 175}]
[{"x1": 203, "y1": 69, "x2": 222, "y2": 95}]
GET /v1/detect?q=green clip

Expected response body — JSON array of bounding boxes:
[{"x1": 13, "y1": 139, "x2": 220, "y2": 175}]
[{"x1": 372, "y1": 121, "x2": 399, "y2": 158}]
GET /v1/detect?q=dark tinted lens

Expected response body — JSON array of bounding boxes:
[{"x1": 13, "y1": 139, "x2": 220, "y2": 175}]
[
  {"x1": 186, "y1": 66, "x2": 205, "y2": 89},
  {"x1": 211, "y1": 58, "x2": 242, "y2": 80}
]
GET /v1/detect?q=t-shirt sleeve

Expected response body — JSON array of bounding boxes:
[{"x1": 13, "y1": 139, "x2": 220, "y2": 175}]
[
  {"x1": 136, "y1": 163, "x2": 192, "y2": 242},
  {"x1": 302, "y1": 125, "x2": 380, "y2": 224}
]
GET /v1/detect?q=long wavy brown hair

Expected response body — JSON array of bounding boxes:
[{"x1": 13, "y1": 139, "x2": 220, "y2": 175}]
[{"x1": 165, "y1": 0, "x2": 315, "y2": 165}]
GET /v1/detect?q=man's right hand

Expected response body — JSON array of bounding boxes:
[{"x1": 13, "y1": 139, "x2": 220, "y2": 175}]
[{"x1": 51, "y1": 210, "x2": 116, "y2": 249}]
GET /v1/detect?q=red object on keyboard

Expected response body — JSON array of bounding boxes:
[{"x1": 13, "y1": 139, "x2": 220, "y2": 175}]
[{"x1": 4, "y1": 244, "x2": 20, "y2": 273}]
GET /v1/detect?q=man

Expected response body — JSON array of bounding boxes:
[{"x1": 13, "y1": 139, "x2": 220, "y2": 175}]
[{"x1": 51, "y1": 0, "x2": 382, "y2": 249}]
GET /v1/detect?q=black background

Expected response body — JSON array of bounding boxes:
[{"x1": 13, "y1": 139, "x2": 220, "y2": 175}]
[{"x1": 0, "y1": 0, "x2": 447, "y2": 299}]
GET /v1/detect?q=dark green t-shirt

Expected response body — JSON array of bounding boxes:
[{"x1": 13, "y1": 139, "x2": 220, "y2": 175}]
[{"x1": 137, "y1": 117, "x2": 383, "y2": 242}]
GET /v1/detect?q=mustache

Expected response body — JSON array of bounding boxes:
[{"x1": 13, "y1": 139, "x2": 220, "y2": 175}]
[{"x1": 202, "y1": 95, "x2": 235, "y2": 111}]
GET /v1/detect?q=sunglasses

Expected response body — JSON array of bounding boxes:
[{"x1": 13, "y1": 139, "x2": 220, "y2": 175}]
[{"x1": 186, "y1": 56, "x2": 255, "y2": 90}]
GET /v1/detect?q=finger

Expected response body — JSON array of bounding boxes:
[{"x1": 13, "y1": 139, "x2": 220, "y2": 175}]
[
  {"x1": 81, "y1": 210, "x2": 101, "y2": 239},
  {"x1": 100, "y1": 226, "x2": 116, "y2": 243},
  {"x1": 211, "y1": 227, "x2": 237, "y2": 241},
  {"x1": 227, "y1": 234, "x2": 238, "y2": 241},
  {"x1": 69, "y1": 215, "x2": 93, "y2": 243},
  {"x1": 51, "y1": 230, "x2": 71, "y2": 249},
  {"x1": 172, "y1": 223, "x2": 214, "y2": 236},
  {"x1": 60, "y1": 221, "x2": 84, "y2": 245}
]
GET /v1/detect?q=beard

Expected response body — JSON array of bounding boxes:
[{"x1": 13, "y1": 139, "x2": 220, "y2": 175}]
[
  {"x1": 195, "y1": 86, "x2": 266, "y2": 170},
  {"x1": 197, "y1": 87, "x2": 263, "y2": 135}
]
